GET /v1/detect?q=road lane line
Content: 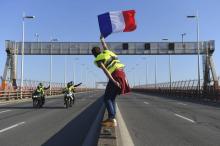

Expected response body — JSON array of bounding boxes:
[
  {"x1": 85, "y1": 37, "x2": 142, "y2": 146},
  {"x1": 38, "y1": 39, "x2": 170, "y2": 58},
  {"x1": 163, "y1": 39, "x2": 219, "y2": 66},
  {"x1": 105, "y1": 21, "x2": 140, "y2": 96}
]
[
  {"x1": 0, "y1": 110, "x2": 11, "y2": 114},
  {"x1": 177, "y1": 102, "x2": 187, "y2": 106},
  {"x1": 116, "y1": 104, "x2": 134, "y2": 146},
  {"x1": 0, "y1": 122, "x2": 26, "y2": 133},
  {"x1": 174, "y1": 114, "x2": 195, "y2": 123},
  {"x1": 144, "y1": 102, "x2": 149, "y2": 105}
]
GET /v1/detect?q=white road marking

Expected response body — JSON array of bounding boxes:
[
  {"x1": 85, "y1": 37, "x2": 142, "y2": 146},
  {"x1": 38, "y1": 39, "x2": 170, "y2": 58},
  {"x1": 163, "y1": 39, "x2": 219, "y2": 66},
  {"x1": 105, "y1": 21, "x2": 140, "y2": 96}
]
[
  {"x1": 174, "y1": 114, "x2": 195, "y2": 123},
  {"x1": 0, "y1": 122, "x2": 26, "y2": 133},
  {"x1": 177, "y1": 102, "x2": 187, "y2": 106},
  {"x1": 116, "y1": 104, "x2": 134, "y2": 146},
  {"x1": 0, "y1": 110, "x2": 11, "y2": 114},
  {"x1": 144, "y1": 102, "x2": 149, "y2": 105}
]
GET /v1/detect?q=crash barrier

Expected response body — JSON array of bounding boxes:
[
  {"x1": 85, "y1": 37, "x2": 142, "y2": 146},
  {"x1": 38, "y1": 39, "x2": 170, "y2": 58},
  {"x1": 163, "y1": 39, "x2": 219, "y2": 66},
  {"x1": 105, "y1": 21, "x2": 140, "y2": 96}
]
[
  {"x1": 0, "y1": 79, "x2": 94, "y2": 101},
  {"x1": 133, "y1": 79, "x2": 220, "y2": 100},
  {"x1": 0, "y1": 87, "x2": 94, "y2": 101},
  {"x1": 97, "y1": 109, "x2": 117, "y2": 146}
]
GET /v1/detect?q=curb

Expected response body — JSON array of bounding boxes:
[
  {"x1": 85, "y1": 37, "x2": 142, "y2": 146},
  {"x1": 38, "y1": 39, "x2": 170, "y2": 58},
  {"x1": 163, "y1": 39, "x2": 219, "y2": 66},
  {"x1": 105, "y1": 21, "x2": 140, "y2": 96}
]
[{"x1": 98, "y1": 110, "x2": 118, "y2": 146}]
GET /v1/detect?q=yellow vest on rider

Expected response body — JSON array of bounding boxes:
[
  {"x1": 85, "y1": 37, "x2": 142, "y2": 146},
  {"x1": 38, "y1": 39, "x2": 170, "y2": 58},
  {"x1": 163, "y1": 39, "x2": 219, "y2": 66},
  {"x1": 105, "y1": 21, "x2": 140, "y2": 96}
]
[
  {"x1": 66, "y1": 86, "x2": 75, "y2": 93},
  {"x1": 37, "y1": 87, "x2": 44, "y2": 94},
  {"x1": 94, "y1": 50, "x2": 124, "y2": 74}
]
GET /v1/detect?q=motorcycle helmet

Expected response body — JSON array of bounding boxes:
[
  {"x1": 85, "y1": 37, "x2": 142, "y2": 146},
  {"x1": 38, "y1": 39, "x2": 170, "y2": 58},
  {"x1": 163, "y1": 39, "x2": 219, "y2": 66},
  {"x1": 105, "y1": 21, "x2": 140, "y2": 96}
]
[
  {"x1": 38, "y1": 83, "x2": 43, "y2": 87},
  {"x1": 67, "y1": 82, "x2": 71, "y2": 88}
]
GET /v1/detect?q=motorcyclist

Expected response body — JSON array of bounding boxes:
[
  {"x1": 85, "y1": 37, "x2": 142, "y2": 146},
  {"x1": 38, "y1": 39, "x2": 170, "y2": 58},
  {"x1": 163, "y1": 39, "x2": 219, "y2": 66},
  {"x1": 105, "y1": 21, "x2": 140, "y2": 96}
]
[
  {"x1": 35, "y1": 83, "x2": 50, "y2": 104},
  {"x1": 64, "y1": 81, "x2": 82, "y2": 100}
]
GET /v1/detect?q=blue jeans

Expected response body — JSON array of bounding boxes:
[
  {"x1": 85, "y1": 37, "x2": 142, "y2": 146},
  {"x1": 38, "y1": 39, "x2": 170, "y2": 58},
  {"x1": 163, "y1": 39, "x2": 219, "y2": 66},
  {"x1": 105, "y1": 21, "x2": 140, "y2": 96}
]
[{"x1": 104, "y1": 80, "x2": 120, "y2": 119}]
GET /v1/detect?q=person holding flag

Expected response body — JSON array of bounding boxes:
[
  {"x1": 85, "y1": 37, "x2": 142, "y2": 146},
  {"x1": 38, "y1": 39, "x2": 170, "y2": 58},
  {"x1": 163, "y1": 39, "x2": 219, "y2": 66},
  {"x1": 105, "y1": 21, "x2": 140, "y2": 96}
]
[{"x1": 91, "y1": 9, "x2": 136, "y2": 127}]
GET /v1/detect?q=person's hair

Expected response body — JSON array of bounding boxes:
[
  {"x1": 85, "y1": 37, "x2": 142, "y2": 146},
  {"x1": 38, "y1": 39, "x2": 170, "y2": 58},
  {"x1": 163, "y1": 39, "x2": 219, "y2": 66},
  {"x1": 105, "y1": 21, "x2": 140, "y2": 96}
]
[{"x1": 91, "y1": 47, "x2": 101, "y2": 57}]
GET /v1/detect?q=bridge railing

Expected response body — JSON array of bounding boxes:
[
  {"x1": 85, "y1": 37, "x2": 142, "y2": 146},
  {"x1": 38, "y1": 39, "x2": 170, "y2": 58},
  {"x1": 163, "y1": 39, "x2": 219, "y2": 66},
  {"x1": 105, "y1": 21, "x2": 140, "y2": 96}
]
[
  {"x1": 133, "y1": 79, "x2": 220, "y2": 100},
  {"x1": 0, "y1": 79, "x2": 92, "y2": 101}
]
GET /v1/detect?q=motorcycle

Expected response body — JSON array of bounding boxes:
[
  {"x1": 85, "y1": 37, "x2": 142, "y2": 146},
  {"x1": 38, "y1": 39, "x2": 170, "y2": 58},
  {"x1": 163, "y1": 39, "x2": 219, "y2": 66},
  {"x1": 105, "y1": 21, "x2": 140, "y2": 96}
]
[
  {"x1": 32, "y1": 91, "x2": 44, "y2": 108},
  {"x1": 64, "y1": 90, "x2": 75, "y2": 108}
]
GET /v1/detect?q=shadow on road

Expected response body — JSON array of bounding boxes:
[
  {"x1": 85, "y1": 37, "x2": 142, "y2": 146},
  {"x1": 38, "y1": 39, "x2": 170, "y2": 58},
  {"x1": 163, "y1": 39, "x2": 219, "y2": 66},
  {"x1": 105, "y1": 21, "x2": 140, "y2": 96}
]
[{"x1": 42, "y1": 97, "x2": 104, "y2": 146}]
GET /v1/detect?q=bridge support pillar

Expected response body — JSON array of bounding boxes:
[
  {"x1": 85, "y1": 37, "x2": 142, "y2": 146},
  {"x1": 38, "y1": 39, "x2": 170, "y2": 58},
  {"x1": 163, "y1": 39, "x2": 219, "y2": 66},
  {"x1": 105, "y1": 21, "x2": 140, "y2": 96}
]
[
  {"x1": 2, "y1": 41, "x2": 17, "y2": 89},
  {"x1": 203, "y1": 42, "x2": 218, "y2": 99}
]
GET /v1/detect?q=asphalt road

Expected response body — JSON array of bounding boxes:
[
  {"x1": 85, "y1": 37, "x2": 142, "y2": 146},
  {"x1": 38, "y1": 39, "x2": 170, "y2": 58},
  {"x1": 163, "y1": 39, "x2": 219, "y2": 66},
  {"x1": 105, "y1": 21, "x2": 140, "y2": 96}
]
[
  {"x1": 0, "y1": 91, "x2": 104, "y2": 146},
  {"x1": 117, "y1": 92, "x2": 220, "y2": 146},
  {"x1": 2, "y1": 91, "x2": 220, "y2": 146}
]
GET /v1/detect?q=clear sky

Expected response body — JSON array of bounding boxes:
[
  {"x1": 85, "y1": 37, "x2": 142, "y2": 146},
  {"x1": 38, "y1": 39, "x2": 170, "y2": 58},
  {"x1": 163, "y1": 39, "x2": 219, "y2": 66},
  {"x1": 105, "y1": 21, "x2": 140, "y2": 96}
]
[{"x1": 0, "y1": 0, "x2": 219, "y2": 87}]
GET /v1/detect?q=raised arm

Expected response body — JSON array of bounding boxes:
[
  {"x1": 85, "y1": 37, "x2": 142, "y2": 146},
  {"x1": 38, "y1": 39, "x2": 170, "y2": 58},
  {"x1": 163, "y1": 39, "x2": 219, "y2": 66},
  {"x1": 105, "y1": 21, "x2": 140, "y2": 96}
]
[
  {"x1": 44, "y1": 85, "x2": 50, "y2": 90},
  {"x1": 100, "y1": 35, "x2": 109, "y2": 50},
  {"x1": 74, "y1": 83, "x2": 82, "y2": 87}
]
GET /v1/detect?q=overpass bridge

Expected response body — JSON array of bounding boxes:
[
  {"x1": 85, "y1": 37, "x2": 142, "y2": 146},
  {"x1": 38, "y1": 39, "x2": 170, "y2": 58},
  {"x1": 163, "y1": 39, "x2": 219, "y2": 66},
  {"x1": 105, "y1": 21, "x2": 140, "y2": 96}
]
[{"x1": 2, "y1": 40, "x2": 218, "y2": 96}]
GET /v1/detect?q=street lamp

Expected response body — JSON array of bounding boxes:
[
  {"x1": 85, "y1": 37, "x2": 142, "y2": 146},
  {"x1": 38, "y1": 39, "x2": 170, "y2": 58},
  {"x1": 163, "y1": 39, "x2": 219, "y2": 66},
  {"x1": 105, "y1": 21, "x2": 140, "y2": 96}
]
[
  {"x1": 162, "y1": 38, "x2": 168, "y2": 41},
  {"x1": 154, "y1": 56, "x2": 157, "y2": 88},
  {"x1": 35, "y1": 33, "x2": 39, "y2": 42},
  {"x1": 64, "y1": 56, "x2": 67, "y2": 85},
  {"x1": 50, "y1": 38, "x2": 58, "y2": 95},
  {"x1": 20, "y1": 13, "x2": 35, "y2": 98},
  {"x1": 85, "y1": 66, "x2": 89, "y2": 91},
  {"x1": 181, "y1": 33, "x2": 186, "y2": 44},
  {"x1": 142, "y1": 57, "x2": 148, "y2": 87},
  {"x1": 81, "y1": 63, "x2": 85, "y2": 91},
  {"x1": 131, "y1": 67, "x2": 135, "y2": 87},
  {"x1": 162, "y1": 38, "x2": 172, "y2": 92},
  {"x1": 187, "y1": 11, "x2": 201, "y2": 94},
  {"x1": 73, "y1": 57, "x2": 79, "y2": 83}
]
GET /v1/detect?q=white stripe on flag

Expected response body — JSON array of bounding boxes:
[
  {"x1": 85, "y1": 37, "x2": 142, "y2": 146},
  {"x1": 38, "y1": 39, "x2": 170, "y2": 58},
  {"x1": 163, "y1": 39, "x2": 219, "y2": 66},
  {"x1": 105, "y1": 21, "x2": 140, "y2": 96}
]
[{"x1": 109, "y1": 11, "x2": 125, "y2": 33}]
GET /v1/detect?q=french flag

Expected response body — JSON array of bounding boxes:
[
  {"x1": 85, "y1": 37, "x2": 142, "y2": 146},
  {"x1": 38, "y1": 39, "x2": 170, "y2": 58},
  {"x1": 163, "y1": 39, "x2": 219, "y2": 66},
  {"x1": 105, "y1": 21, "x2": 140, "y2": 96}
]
[{"x1": 98, "y1": 10, "x2": 136, "y2": 38}]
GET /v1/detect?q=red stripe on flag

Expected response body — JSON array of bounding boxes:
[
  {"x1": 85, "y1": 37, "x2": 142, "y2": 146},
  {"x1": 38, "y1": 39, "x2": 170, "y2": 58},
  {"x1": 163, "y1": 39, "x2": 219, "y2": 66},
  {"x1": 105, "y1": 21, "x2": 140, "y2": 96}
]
[{"x1": 122, "y1": 10, "x2": 136, "y2": 32}]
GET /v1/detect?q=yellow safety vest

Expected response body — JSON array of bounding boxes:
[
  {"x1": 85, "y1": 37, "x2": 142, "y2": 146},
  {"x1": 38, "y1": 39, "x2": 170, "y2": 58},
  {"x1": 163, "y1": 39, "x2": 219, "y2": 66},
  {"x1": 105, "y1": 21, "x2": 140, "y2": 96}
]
[
  {"x1": 94, "y1": 50, "x2": 124, "y2": 74},
  {"x1": 37, "y1": 87, "x2": 44, "y2": 94},
  {"x1": 65, "y1": 86, "x2": 75, "y2": 93}
]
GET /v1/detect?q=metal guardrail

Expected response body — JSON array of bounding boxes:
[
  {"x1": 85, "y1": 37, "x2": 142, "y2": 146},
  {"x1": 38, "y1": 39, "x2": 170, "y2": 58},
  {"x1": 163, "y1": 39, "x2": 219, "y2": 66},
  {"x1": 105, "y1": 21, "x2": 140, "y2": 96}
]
[
  {"x1": 0, "y1": 87, "x2": 93, "y2": 101},
  {"x1": 0, "y1": 87, "x2": 63, "y2": 101},
  {"x1": 133, "y1": 79, "x2": 220, "y2": 100},
  {"x1": 0, "y1": 79, "x2": 93, "y2": 101}
]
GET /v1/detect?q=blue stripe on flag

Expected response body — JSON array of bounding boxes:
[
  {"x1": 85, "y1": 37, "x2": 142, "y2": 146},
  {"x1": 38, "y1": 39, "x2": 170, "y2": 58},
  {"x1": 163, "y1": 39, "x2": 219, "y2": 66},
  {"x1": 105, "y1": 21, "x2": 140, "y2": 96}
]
[{"x1": 98, "y1": 13, "x2": 112, "y2": 38}]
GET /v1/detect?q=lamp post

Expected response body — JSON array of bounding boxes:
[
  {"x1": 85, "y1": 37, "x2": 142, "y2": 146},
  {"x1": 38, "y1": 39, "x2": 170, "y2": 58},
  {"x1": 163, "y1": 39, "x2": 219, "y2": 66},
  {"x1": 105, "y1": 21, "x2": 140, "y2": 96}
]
[
  {"x1": 181, "y1": 33, "x2": 186, "y2": 44},
  {"x1": 73, "y1": 57, "x2": 79, "y2": 83},
  {"x1": 64, "y1": 56, "x2": 67, "y2": 85},
  {"x1": 154, "y1": 56, "x2": 157, "y2": 88},
  {"x1": 85, "y1": 66, "x2": 88, "y2": 92},
  {"x1": 35, "y1": 33, "x2": 39, "y2": 42},
  {"x1": 135, "y1": 64, "x2": 139, "y2": 87},
  {"x1": 187, "y1": 11, "x2": 201, "y2": 95},
  {"x1": 142, "y1": 57, "x2": 148, "y2": 88},
  {"x1": 20, "y1": 13, "x2": 35, "y2": 98},
  {"x1": 81, "y1": 63, "x2": 85, "y2": 91},
  {"x1": 50, "y1": 38, "x2": 58, "y2": 95},
  {"x1": 162, "y1": 38, "x2": 172, "y2": 92},
  {"x1": 131, "y1": 67, "x2": 135, "y2": 87}
]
